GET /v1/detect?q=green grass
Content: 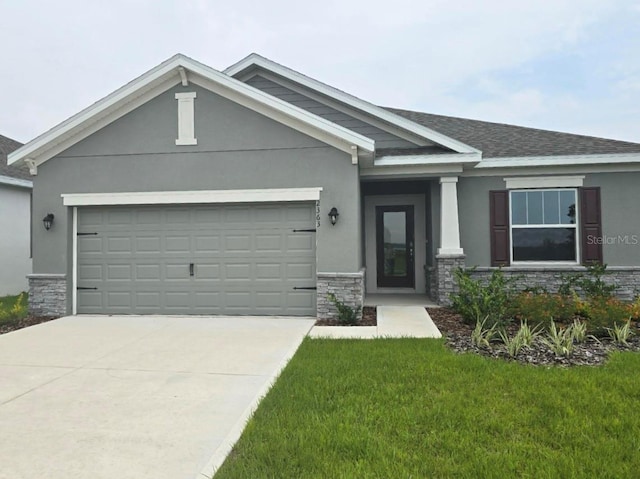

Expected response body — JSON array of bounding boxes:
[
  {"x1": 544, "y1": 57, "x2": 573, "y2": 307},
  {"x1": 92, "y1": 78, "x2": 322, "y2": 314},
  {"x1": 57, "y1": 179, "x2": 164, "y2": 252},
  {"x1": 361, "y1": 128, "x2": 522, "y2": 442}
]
[
  {"x1": 215, "y1": 338, "x2": 640, "y2": 479},
  {"x1": 0, "y1": 292, "x2": 28, "y2": 324}
]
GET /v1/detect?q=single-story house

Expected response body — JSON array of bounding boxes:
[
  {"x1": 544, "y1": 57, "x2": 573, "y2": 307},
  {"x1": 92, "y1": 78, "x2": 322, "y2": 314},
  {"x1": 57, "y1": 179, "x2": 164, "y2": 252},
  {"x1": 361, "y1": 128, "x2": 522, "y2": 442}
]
[
  {"x1": 8, "y1": 54, "x2": 640, "y2": 318},
  {"x1": 0, "y1": 134, "x2": 32, "y2": 296}
]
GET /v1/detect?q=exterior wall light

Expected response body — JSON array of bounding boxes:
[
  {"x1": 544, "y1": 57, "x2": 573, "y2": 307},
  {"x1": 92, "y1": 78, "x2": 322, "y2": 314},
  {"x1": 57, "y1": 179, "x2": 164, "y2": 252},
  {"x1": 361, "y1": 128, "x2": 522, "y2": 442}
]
[
  {"x1": 328, "y1": 207, "x2": 339, "y2": 225},
  {"x1": 43, "y1": 213, "x2": 55, "y2": 230}
]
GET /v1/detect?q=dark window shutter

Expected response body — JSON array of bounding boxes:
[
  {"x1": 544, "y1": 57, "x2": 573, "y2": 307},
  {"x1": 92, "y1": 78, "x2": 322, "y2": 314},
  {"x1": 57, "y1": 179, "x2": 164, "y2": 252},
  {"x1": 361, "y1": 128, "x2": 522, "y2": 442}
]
[
  {"x1": 580, "y1": 187, "x2": 603, "y2": 264},
  {"x1": 490, "y1": 190, "x2": 510, "y2": 266}
]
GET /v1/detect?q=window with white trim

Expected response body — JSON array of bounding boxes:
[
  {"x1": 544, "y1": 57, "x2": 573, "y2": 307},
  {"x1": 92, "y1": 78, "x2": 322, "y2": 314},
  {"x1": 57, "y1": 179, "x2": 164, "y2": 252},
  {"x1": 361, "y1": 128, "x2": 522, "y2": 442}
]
[{"x1": 510, "y1": 189, "x2": 578, "y2": 262}]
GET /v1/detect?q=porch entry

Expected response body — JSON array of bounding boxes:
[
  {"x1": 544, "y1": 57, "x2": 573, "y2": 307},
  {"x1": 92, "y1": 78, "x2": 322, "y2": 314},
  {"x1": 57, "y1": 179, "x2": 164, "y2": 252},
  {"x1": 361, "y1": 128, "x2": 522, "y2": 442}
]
[
  {"x1": 364, "y1": 194, "x2": 427, "y2": 294},
  {"x1": 375, "y1": 205, "x2": 415, "y2": 288}
]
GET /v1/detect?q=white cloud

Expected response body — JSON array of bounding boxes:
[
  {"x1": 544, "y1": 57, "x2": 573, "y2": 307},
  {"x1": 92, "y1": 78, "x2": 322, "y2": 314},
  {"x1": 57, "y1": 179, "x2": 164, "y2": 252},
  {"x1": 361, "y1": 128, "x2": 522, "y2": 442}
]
[{"x1": 0, "y1": 0, "x2": 638, "y2": 142}]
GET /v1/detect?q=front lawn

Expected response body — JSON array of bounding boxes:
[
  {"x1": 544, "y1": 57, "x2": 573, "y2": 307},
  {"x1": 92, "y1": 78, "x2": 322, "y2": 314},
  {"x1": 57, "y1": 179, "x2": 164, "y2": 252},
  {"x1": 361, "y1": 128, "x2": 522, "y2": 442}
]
[{"x1": 215, "y1": 338, "x2": 640, "y2": 478}]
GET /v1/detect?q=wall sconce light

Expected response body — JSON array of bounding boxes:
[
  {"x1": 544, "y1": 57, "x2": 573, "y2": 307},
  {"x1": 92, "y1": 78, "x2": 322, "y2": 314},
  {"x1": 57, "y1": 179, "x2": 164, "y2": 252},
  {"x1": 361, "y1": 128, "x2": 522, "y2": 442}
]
[
  {"x1": 328, "y1": 207, "x2": 339, "y2": 225},
  {"x1": 43, "y1": 213, "x2": 55, "y2": 230}
]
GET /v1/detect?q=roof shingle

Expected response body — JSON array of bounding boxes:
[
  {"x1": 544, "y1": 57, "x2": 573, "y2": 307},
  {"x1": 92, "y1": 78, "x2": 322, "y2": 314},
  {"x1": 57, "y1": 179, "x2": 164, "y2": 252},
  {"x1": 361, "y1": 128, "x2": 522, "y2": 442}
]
[
  {"x1": 0, "y1": 134, "x2": 29, "y2": 180},
  {"x1": 386, "y1": 108, "x2": 640, "y2": 159}
]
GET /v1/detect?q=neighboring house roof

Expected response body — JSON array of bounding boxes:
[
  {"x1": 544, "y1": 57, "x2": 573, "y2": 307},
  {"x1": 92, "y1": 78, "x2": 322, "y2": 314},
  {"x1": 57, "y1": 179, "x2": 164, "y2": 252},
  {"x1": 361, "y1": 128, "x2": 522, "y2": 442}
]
[
  {"x1": 387, "y1": 108, "x2": 640, "y2": 159},
  {"x1": 0, "y1": 134, "x2": 32, "y2": 188}
]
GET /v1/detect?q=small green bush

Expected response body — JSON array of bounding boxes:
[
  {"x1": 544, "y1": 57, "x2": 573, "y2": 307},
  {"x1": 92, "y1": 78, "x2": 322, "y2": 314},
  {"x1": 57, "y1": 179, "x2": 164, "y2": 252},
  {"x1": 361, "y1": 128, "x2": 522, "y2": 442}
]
[
  {"x1": 0, "y1": 292, "x2": 28, "y2": 322},
  {"x1": 327, "y1": 293, "x2": 358, "y2": 325},
  {"x1": 451, "y1": 268, "x2": 515, "y2": 328},
  {"x1": 470, "y1": 317, "x2": 497, "y2": 349},
  {"x1": 558, "y1": 263, "x2": 617, "y2": 299}
]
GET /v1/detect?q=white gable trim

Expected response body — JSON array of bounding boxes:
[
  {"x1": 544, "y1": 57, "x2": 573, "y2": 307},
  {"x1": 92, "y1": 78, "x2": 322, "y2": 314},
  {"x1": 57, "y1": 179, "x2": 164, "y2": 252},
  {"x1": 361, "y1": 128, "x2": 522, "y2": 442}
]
[
  {"x1": 0, "y1": 175, "x2": 33, "y2": 188},
  {"x1": 62, "y1": 187, "x2": 323, "y2": 206},
  {"x1": 225, "y1": 54, "x2": 480, "y2": 155},
  {"x1": 8, "y1": 54, "x2": 374, "y2": 168}
]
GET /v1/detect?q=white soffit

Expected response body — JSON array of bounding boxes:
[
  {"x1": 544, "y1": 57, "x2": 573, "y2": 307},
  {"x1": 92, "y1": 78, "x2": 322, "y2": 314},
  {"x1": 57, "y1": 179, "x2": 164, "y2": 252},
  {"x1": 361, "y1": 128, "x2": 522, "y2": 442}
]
[
  {"x1": 62, "y1": 187, "x2": 323, "y2": 206},
  {"x1": 224, "y1": 53, "x2": 480, "y2": 155},
  {"x1": 8, "y1": 54, "x2": 374, "y2": 168},
  {"x1": 504, "y1": 175, "x2": 585, "y2": 189},
  {"x1": 476, "y1": 153, "x2": 640, "y2": 168},
  {"x1": 375, "y1": 152, "x2": 481, "y2": 166}
]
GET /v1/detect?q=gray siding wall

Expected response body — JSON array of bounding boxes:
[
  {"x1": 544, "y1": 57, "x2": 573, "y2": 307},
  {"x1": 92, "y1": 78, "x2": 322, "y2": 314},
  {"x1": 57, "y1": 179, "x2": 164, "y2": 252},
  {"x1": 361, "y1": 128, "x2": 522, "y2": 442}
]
[
  {"x1": 246, "y1": 75, "x2": 419, "y2": 149},
  {"x1": 457, "y1": 172, "x2": 640, "y2": 267},
  {"x1": 32, "y1": 83, "x2": 362, "y2": 311}
]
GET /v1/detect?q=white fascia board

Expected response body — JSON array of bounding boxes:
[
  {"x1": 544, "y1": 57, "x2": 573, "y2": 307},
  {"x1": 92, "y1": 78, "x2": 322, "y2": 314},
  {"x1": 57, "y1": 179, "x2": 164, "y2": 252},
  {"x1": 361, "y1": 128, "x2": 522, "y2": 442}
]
[
  {"x1": 360, "y1": 164, "x2": 463, "y2": 178},
  {"x1": 504, "y1": 175, "x2": 584, "y2": 189},
  {"x1": 375, "y1": 152, "x2": 481, "y2": 166},
  {"x1": 224, "y1": 54, "x2": 480, "y2": 155},
  {"x1": 0, "y1": 175, "x2": 33, "y2": 188},
  {"x1": 9, "y1": 54, "x2": 374, "y2": 167},
  {"x1": 62, "y1": 187, "x2": 323, "y2": 206},
  {"x1": 475, "y1": 152, "x2": 640, "y2": 169}
]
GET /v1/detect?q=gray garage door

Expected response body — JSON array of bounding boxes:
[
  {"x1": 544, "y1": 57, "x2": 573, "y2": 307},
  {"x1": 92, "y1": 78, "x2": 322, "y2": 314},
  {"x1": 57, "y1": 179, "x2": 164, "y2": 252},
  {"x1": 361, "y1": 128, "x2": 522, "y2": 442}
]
[{"x1": 77, "y1": 203, "x2": 317, "y2": 315}]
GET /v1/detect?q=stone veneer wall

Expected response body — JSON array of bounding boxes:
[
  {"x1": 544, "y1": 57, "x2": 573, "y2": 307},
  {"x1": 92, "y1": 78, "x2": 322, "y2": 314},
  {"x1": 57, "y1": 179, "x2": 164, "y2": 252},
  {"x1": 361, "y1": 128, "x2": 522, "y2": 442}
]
[
  {"x1": 28, "y1": 274, "x2": 67, "y2": 317},
  {"x1": 317, "y1": 269, "x2": 365, "y2": 321},
  {"x1": 434, "y1": 255, "x2": 466, "y2": 305},
  {"x1": 468, "y1": 266, "x2": 640, "y2": 301}
]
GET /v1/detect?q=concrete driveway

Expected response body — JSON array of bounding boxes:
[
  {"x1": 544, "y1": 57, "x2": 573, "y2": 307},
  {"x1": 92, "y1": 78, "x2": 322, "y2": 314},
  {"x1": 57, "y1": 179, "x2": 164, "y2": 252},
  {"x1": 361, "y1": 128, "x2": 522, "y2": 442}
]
[{"x1": 0, "y1": 315, "x2": 315, "y2": 479}]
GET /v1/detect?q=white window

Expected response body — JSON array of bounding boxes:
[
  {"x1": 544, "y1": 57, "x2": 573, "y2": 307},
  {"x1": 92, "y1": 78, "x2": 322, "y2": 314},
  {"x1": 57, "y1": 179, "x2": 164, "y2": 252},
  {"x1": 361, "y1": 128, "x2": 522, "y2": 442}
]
[{"x1": 509, "y1": 188, "x2": 578, "y2": 263}]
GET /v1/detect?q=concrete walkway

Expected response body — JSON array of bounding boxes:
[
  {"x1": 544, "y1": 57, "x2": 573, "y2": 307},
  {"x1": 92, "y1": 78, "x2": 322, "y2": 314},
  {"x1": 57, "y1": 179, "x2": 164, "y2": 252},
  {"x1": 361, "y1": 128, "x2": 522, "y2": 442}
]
[
  {"x1": 0, "y1": 315, "x2": 315, "y2": 479},
  {"x1": 308, "y1": 306, "x2": 442, "y2": 339}
]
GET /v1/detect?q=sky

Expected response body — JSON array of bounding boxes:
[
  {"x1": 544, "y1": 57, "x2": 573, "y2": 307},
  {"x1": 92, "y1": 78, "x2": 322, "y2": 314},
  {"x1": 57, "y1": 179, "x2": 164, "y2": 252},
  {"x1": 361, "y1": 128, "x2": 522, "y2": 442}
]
[{"x1": 1, "y1": 0, "x2": 639, "y2": 144}]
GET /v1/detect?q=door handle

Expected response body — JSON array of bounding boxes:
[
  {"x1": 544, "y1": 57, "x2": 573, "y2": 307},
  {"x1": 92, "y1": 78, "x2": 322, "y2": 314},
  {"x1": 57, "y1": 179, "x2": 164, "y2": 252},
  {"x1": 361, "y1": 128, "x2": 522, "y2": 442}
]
[{"x1": 189, "y1": 263, "x2": 194, "y2": 277}]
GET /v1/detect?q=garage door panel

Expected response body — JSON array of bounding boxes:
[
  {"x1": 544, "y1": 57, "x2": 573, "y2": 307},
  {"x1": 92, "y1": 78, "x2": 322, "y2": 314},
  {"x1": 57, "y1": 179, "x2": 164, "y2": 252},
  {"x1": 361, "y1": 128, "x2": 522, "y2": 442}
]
[
  {"x1": 107, "y1": 292, "x2": 132, "y2": 308},
  {"x1": 136, "y1": 264, "x2": 161, "y2": 281},
  {"x1": 78, "y1": 203, "x2": 316, "y2": 315},
  {"x1": 107, "y1": 264, "x2": 132, "y2": 281},
  {"x1": 78, "y1": 236, "x2": 103, "y2": 254}
]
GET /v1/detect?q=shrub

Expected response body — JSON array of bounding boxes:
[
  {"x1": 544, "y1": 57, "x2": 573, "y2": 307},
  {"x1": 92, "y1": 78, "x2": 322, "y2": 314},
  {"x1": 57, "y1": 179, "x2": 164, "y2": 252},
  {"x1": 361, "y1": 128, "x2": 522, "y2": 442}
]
[
  {"x1": 470, "y1": 317, "x2": 498, "y2": 349},
  {"x1": 509, "y1": 292, "x2": 576, "y2": 329},
  {"x1": 585, "y1": 297, "x2": 632, "y2": 337},
  {"x1": 607, "y1": 321, "x2": 634, "y2": 346},
  {"x1": 0, "y1": 292, "x2": 28, "y2": 322},
  {"x1": 327, "y1": 293, "x2": 358, "y2": 325},
  {"x1": 542, "y1": 321, "x2": 575, "y2": 357},
  {"x1": 558, "y1": 263, "x2": 617, "y2": 299},
  {"x1": 451, "y1": 268, "x2": 515, "y2": 328}
]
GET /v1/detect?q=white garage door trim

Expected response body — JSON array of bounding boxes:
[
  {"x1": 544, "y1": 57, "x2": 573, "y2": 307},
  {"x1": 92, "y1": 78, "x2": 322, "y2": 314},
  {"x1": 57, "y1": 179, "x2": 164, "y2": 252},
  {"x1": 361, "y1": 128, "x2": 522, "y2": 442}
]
[
  {"x1": 62, "y1": 187, "x2": 323, "y2": 206},
  {"x1": 70, "y1": 187, "x2": 322, "y2": 315}
]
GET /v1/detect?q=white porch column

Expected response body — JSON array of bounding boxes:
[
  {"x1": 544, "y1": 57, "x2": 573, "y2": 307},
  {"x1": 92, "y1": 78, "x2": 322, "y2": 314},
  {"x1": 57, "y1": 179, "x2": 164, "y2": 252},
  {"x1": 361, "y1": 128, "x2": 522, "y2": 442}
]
[{"x1": 438, "y1": 176, "x2": 464, "y2": 255}]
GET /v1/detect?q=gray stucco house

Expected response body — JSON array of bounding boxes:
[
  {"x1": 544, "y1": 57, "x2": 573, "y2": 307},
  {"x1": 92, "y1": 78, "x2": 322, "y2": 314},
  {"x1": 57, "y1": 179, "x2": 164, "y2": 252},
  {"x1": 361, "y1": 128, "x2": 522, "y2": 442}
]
[
  {"x1": 8, "y1": 54, "x2": 640, "y2": 318},
  {"x1": 0, "y1": 134, "x2": 32, "y2": 295}
]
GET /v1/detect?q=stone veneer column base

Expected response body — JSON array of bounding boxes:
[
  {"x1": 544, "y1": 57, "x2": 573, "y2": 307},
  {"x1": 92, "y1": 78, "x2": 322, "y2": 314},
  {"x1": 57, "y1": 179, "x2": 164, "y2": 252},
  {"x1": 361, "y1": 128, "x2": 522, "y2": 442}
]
[
  {"x1": 317, "y1": 269, "x2": 365, "y2": 321},
  {"x1": 434, "y1": 254, "x2": 466, "y2": 306},
  {"x1": 28, "y1": 274, "x2": 67, "y2": 317}
]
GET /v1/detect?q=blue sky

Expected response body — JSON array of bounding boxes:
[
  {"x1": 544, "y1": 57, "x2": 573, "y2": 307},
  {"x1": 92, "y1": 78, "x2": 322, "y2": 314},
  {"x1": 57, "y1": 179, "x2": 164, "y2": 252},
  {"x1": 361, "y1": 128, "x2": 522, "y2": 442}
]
[{"x1": 1, "y1": 0, "x2": 639, "y2": 144}]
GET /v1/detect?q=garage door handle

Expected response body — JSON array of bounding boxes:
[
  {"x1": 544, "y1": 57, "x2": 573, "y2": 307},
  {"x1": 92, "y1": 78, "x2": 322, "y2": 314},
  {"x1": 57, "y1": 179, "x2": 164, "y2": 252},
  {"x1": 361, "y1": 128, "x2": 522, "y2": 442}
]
[
  {"x1": 293, "y1": 286, "x2": 317, "y2": 290},
  {"x1": 189, "y1": 263, "x2": 194, "y2": 277}
]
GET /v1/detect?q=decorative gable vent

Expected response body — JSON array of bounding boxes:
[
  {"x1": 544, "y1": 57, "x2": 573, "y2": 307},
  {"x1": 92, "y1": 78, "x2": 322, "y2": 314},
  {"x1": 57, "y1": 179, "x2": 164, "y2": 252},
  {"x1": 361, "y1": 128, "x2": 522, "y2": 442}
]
[{"x1": 175, "y1": 92, "x2": 197, "y2": 145}]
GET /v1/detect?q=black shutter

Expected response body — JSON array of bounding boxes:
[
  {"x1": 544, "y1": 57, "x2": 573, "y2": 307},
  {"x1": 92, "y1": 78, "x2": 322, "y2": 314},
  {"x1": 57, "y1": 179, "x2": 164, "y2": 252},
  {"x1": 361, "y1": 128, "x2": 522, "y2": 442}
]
[
  {"x1": 580, "y1": 187, "x2": 603, "y2": 264},
  {"x1": 490, "y1": 190, "x2": 510, "y2": 266}
]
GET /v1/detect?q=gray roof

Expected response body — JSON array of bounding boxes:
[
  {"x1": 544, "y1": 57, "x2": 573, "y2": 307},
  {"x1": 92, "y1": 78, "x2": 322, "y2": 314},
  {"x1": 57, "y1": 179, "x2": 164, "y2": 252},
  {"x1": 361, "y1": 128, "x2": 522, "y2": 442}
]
[
  {"x1": 0, "y1": 134, "x2": 29, "y2": 180},
  {"x1": 386, "y1": 108, "x2": 640, "y2": 158}
]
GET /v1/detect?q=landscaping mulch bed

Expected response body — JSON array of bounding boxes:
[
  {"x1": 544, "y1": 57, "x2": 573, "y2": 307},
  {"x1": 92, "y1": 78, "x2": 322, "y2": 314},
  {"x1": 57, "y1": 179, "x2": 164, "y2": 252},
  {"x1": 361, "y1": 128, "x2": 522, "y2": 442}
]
[
  {"x1": 0, "y1": 316, "x2": 58, "y2": 335},
  {"x1": 428, "y1": 307, "x2": 640, "y2": 367},
  {"x1": 315, "y1": 306, "x2": 377, "y2": 326}
]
